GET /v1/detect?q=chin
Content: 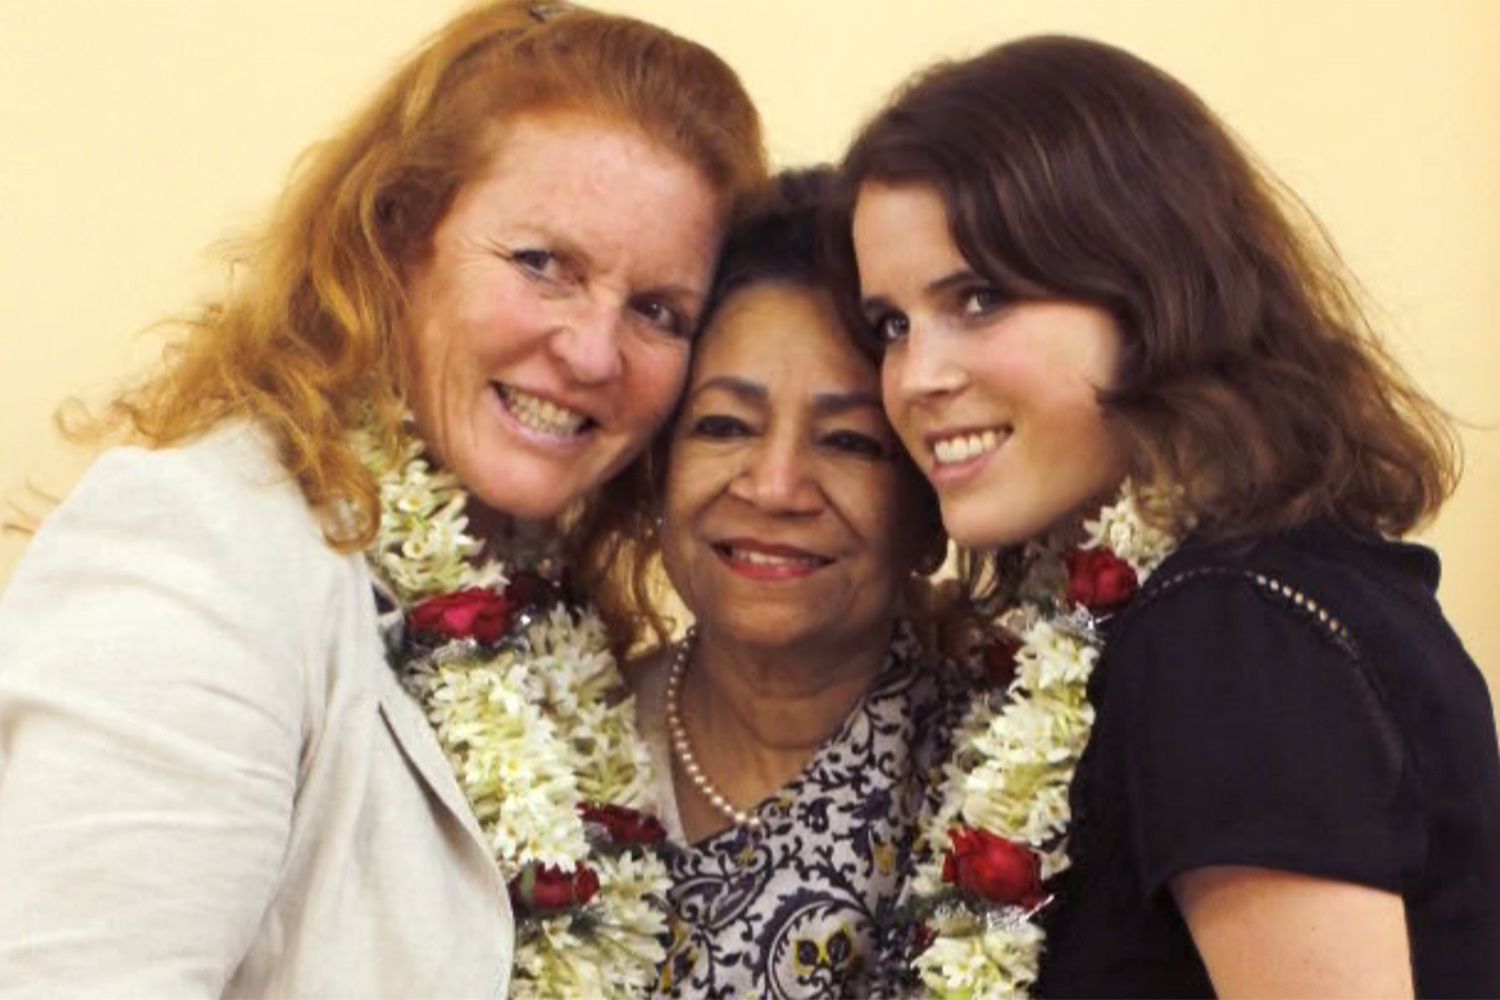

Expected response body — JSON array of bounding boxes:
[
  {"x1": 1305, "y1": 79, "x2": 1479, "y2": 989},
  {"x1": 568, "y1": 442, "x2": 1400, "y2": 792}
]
[
  {"x1": 939, "y1": 495, "x2": 1046, "y2": 552},
  {"x1": 708, "y1": 609, "x2": 825, "y2": 652},
  {"x1": 465, "y1": 468, "x2": 575, "y2": 521}
]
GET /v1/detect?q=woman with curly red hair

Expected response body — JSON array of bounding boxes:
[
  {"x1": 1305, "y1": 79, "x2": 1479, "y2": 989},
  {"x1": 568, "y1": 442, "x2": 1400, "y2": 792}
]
[{"x1": 0, "y1": 3, "x2": 764, "y2": 994}]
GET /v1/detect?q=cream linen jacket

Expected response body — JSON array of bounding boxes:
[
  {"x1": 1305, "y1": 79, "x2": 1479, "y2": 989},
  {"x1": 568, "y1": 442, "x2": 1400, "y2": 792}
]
[{"x1": 0, "y1": 423, "x2": 513, "y2": 997}]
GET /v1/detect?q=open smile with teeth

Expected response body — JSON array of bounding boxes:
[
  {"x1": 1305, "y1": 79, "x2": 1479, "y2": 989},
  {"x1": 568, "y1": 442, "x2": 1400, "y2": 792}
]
[
  {"x1": 496, "y1": 384, "x2": 593, "y2": 437},
  {"x1": 932, "y1": 428, "x2": 1006, "y2": 465},
  {"x1": 714, "y1": 544, "x2": 831, "y2": 569}
]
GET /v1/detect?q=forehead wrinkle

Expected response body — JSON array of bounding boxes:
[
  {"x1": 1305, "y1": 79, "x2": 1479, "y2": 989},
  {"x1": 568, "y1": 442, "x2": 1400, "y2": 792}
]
[{"x1": 487, "y1": 122, "x2": 715, "y2": 295}]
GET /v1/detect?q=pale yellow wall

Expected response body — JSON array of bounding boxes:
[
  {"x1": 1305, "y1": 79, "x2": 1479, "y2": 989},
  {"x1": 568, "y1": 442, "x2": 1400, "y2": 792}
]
[{"x1": 3, "y1": 1, "x2": 1497, "y2": 701}]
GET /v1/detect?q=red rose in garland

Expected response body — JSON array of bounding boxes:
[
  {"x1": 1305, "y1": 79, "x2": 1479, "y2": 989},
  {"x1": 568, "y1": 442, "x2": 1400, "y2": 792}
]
[
  {"x1": 1064, "y1": 548, "x2": 1138, "y2": 611},
  {"x1": 408, "y1": 588, "x2": 511, "y2": 644},
  {"x1": 982, "y1": 632, "x2": 1023, "y2": 688},
  {"x1": 580, "y1": 803, "x2": 667, "y2": 845},
  {"x1": 508, "y1": 862, "x2": 601, "y2": 914},
  {"x1": 942, "y1": 827, "x2": 1043, "y2": 906}
]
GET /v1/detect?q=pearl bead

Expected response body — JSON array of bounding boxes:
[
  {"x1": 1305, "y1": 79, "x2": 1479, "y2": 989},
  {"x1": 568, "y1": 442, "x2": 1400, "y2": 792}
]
[{"x1": 666, "y1": 627, "x2": 761, "y2": 831}]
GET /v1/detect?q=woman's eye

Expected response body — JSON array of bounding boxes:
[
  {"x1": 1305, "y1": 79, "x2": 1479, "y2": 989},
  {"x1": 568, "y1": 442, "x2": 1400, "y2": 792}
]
[
  {"x1": 873, "y1": 312, "x2": 910, "y2": 345},
  {"x1": 690, "y1": 414, "x2": 751, "y2": 439},
  {"x1": 632, "y1": 297, "x2": 688, "y2": 338},
  {"x1": 960, "y1": 285, "x2": 1007, "y2": 317},
  {"x1": 823, "y1": 430, "x2": 891, "y2": 460},
  {"x1": 507, "y1": 248, "x2": 562, "y2": 280}
]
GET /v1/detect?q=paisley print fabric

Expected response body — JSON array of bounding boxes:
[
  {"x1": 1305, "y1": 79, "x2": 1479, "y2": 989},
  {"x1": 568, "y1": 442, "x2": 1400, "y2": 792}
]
[{"x1": 635, "y1": 627, "x2": 964, "y2": 999}]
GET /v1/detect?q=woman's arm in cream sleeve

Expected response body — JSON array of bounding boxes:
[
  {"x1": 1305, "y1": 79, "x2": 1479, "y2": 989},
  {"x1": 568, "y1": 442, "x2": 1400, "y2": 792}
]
[{"x1": 0, "y1": 441, "x2": 317, "y2": 995}]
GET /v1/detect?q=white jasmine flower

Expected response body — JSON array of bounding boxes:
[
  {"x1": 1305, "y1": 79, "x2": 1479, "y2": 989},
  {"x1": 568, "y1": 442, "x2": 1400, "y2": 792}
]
[{"x1": 915, "y1": 921, "x2": 1045, "y2": 999}]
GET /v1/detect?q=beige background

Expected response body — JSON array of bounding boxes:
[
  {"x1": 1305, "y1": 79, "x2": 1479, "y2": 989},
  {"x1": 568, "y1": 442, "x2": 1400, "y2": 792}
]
[{"x1": 2, "y1": 1, "x2": 1496, "y2": 705}]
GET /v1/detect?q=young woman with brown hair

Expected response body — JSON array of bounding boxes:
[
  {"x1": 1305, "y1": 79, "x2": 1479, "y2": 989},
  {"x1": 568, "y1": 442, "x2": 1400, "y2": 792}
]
[{"x1": 838, "y1": 35, "x2": 1499, "y2": 999}]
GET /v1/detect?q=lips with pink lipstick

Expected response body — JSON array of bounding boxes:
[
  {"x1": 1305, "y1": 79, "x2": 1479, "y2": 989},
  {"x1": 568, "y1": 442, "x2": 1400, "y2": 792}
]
[{"x1": 712, "y1": 537, "x2": 833, "y2": 581}]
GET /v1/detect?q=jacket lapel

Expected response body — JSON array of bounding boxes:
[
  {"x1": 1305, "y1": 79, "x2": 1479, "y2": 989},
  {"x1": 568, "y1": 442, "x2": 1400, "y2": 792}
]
[{"x1": 375, "y1": 666, "x2": 494, "y2": 854}]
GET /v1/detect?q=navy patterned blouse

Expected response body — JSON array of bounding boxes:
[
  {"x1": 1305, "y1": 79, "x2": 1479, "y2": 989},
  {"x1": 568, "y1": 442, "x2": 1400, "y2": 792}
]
[{"x1": 634, "y1": 628, "x2": 966, "y2": 999}]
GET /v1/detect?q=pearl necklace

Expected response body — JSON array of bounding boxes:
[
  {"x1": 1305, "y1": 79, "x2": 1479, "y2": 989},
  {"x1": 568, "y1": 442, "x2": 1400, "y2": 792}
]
[{"x1": 664, "y1": 628, "x2": 766, "y2": 833}]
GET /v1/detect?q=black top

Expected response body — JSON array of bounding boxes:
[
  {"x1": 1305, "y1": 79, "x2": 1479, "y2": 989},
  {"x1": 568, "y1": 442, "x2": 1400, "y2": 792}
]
[{"x1": 1036, "y1": 524, "x2": 1500, "y2": 998}]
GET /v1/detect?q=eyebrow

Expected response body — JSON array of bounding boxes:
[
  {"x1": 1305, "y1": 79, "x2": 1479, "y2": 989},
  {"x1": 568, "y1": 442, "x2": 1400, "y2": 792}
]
[
  {"x1": 689, "y1": 376, "x2": 882, "y2": 416},
  {"x1": 690, "y1": 375, "x2": 765, "y2": 405},
  {"x1": 811, "y1": 390, "x2": 883, "y2": 417},
  {"x1": 860, "y1": 267, "x2": 979, "y2": 315}
]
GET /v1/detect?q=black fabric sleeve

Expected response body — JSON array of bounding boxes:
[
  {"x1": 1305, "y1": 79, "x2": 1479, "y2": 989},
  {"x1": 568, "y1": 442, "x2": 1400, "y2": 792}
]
[{"x1": 1102, "y1": 574, "x2": 1423, "y2": 900}]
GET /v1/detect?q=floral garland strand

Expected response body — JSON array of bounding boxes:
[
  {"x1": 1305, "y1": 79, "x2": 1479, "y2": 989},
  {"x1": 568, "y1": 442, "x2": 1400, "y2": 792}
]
[
  {"x1": 352, "y1": 422, "x2": 672, "y2": 999},
  {"x1": 905, "y1": 482, "x2": 1181, "y2": 998}
]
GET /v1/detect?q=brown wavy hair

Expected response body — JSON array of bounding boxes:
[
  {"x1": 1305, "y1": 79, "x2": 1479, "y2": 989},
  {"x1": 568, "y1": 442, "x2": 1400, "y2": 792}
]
[
  {"x1": 831, "y1": 35, "x2": 1459, "y2": 549},
  {"x1": 70, "y1": 1, "x2": 765, "y2": 550}
]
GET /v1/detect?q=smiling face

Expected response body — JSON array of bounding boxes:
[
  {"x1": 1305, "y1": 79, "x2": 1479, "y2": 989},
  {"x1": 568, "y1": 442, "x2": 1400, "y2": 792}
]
[
  {"x1": 404, "y1": 109, "x2": 724, "y2": 520},
  {"x1": 660, "y1": 282, "x2": 925, "y2": 656},
  {"x1": 853, "y1": 182, "x2": 1128, "y2": 550}
]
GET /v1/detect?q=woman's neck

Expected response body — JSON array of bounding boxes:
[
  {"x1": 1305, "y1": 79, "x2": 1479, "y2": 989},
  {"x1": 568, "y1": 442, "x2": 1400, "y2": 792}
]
[
  {"x1": 464, "y1": 500, "x2": 554, "y2": 561},
  {"x1": 674, "y1": 623, "x2": 893, "y2": 831}
]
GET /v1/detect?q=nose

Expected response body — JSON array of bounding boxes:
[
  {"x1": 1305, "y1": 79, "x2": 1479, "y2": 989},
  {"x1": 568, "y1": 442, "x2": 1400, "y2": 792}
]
[
  {"x1": 549, "y1": 298, "x2": 624, "y2": 385},
  {"x1": 889, "y1": 322, "x2": 967, "y2": 403},
  {"x1": 728, "y1": 430, "x2": 824, "y2": 515}
]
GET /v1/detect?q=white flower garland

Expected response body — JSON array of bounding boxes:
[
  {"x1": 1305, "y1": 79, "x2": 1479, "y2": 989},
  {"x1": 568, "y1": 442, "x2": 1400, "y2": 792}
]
[
  {"x1": 352, "y1": 422, "x2": 670, "y2": 999},
  {"x1": 909, "y1": 483, "x2": 1181, "y2": 998}
]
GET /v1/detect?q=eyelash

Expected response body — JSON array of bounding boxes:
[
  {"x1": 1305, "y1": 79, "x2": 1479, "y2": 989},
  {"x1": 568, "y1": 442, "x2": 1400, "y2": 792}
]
[
  {"x1": 821, "y1": 430, "x2": 890, "y2": 460},
  {"x1": 506, "y1": 247, "x2": 564, "y2": 282},
  {"x1": 630, "y1": 297, "x2": 689, "y2": 339},
  {"x1": 870, "y1": 312, "x2": 909, "y2": 347},
  {"x1": 691, "y1": 414, "x2": 750, "y2": 439},
  {"x1": 959, "y1": 284, "x2": 1007, "y2": 317}
]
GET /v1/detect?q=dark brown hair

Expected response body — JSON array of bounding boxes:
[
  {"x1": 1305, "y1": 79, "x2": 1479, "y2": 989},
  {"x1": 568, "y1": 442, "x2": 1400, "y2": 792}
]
[
  {"x1": 832, "y1": 35, "x2": 1458, "y2": 546},
  {"x1": 579, "y1": 169, "x2": 949, "y2": 656}
]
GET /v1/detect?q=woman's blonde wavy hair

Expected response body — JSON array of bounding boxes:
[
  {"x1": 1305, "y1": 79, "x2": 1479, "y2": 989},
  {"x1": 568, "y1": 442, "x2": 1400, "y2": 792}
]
[{"x1": 69, "y1": 1, "x2": 765, "y2": 550}]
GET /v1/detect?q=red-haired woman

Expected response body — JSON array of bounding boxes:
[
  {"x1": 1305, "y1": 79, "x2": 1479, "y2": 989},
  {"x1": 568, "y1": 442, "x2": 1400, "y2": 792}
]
[
  {"x1": 837, "y1": 35, "x2": 1498, "y2": 999},
  {"x1": 0, "y1": 4, "x2": 764, "y2": 995}
]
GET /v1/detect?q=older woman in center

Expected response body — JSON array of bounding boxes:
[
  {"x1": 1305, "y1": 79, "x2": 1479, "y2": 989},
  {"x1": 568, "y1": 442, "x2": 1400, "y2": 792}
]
[{"x1": 594, "y1": 171, "x2": 963, "y2": 998}]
